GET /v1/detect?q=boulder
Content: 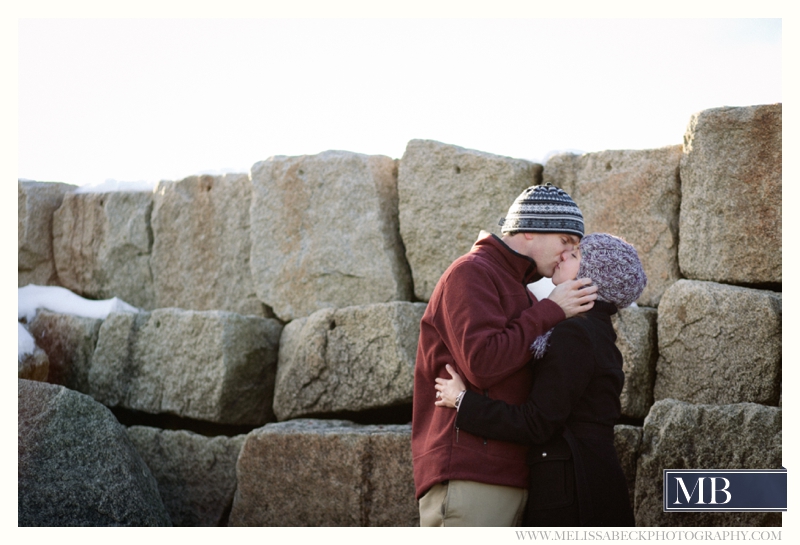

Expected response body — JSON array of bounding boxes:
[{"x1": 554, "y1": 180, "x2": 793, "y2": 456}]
[
  {"x1": 229, "y1": 419, "x2": 417, "y2": 526},
  {"x1": 27, "y1": 310, "x2": 102, "y2": 393},
  {"x1": 18, "y1": 180, "x2": 76, "y2": 287},
  {"x1": 18, "y1": 379, "x2": 171, "y2": 526},
  {"x1": 273, "y1": 302, "x2": 426, "y2": 420},
  {"x1": 52, "y1": 191, "x2": 155, "y2": 309},
  {"x1": 613, "y1": 424, "x2": 642, "y2": 513},
  {"x1": 634, "y1": 399, "x2": 781, "y2": 527},
  {"x1": 90, "y1": 309, "x2": 283, "y2": 425},
  {"x1": 679, "y1": 104, "x2": 782, "y2": 285},
  {"x1": 398, "y1": 139, "x2": 542, "y2": 301},
  {"x1": 18, "y1": 338, "x2": 49, "y2": 382},
  {"x1": 151, "y1": 174, "x2": 265, "y2": 316},
  {"x1": 543, "y1": 146, "x2": 682, "y2": 306},
  {"x1": 249, "y1": 151, "x2": 413, "y2": 321},
  {"x1": 654, "y1": 280, "x2": 781, "y2": 406},
  {"x1": 126, "y1": 426, "x2": 246, "y2": 527},
  {"x1": 611, "y1": 306, "x2": 658, "y2": 419}
]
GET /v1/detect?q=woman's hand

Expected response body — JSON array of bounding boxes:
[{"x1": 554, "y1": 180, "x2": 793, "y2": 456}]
[{"x1": 434, "y1": 364, "x2": 466, "y2": 408}]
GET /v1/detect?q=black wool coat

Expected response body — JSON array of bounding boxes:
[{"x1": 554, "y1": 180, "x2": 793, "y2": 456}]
[{"x1": 455, "y1": 301, "x2": 635, "y2": 527}]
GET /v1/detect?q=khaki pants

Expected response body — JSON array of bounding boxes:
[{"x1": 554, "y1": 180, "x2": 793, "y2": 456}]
[{"x1": 419, "y1": 480, "x2": 528, "y2": 527}]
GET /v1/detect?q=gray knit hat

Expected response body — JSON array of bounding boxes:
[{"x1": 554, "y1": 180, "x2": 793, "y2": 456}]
[
  {"x1": 529, "y1": 232, "x2": 647, "y2": 359},
  {"x1": 500, "y1": 183, "x2": 584, "y2": 238},
  {"x1": 577, "y1": 233, "x2": 647, "y2": 309}
]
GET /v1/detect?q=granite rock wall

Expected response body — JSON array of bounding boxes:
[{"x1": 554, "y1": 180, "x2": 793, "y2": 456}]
[{"x1": 18, "y1": 103, "x2": 781, "y2": 526}]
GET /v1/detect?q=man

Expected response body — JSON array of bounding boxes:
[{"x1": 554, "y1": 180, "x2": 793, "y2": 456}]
[{"x1": 412, "y1": 183, "x2": 598, "y2": 526}]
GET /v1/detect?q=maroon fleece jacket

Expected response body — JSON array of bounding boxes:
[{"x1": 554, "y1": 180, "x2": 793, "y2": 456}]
[{"x1": 411, "y1": 233, "x2": 566, "y2": 499}]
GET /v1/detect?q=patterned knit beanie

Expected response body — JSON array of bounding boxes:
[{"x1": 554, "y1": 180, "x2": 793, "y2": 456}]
[
  {"x1": 499, "y1": 183, "x2": 584, "y2": 238},
  {"x1": 577, "y1": 233, "x2": 647, "y2": 309}
]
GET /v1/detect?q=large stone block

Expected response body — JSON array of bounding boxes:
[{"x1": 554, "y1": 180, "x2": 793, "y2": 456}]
[
  {"x1": 18, "y1": 379, "x2": 171, "y2": 526},
  {"x1": 126, "y1": 426, "x2": 246, "y2": 527},
  {"x1": 18, "y1": 323, "x2": 49, "y2": 382},
  {"x1": 52, "y1": 191, "x2": 155, "y2": 309},
  {"x1": 612, "y1": 306, "x2": 658, "y2": 419},
  {"x1": 18, "y1": 180, "x2": 76, "y2": 287},
  {"x1": 27, "y1": 310, "x2": 102, "y2": 393},
  {"x1": 18, "y1": 349, "x2": 49, "y2": 382},
  {"x1": 679, "y1": 104, "x2": 781, "y2": 285},
  {"x1": 654, "y1": 280, "x2": 781, "y2": 406},
  {"x1": 274, "y1": 302, "x2": 426, "y2": 421},
  {"x1": 635, "y1": 399, "x2": 781, "y2": 527},
  {"x1": 250, "y1": 151, "x2": 413, "y2": 321},
  {"x1": 229, "y1": 419, "x2": 417, "y2": 526},
  {"x1": 151, "y1": 174, "x2": 265, "y2": 316},
  {"x1": 398, "y1": 139, "x2": 542, "y2": 301},
  {"x1": 90, "y1": 309, "x2": 283, "y2": 425},
  {"x1": 543, "y1": 146, "x2": 682, "y2": 306},
  {"x1": 613, "y1": 424, "x2": 642, "y2": 513}
]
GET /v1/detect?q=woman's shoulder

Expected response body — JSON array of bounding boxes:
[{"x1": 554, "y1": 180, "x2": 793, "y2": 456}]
[
  {"x1": 543, "y1": 313, "x2": 618, "y2": 373},
  {"x1": 549, "y1": 316, "x2": 591, "y2": 346},
  {"x1": 552, "y1": 309, "x2": 612, "y2": 343}
]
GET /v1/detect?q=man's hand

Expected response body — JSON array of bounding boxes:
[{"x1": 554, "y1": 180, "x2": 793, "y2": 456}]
[{"x1": 547, "y1": 278, "x2": 598, "y2": 318}]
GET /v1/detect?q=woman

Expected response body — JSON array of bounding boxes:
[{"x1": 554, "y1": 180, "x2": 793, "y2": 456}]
[{"x1": 434, "y1": 233, "x2": 646, "y2": 527}]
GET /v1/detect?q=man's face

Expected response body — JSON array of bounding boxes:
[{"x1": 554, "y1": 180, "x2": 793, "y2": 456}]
[{"x1": 526, "y1": 233, "x2": 581, "y2": 278}]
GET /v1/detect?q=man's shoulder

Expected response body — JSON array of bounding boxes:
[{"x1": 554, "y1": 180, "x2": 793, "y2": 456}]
[
  {"x1": 451, "y1": 236, "x2": 504, "y2": 268},
  {"x1": 441, "y1": 249, "x2": 499, "y2": 281},
  {"x1": 429, "y1": 235, "x2": 509, "y2": 300}
]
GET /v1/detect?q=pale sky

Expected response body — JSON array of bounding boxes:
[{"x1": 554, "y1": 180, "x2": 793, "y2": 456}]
[{"x1": 17, "y1": 17, "x2": 782, "y2": 187}]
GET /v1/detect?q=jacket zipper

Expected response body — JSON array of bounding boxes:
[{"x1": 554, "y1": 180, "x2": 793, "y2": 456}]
[
  {"x1": 524, "y1": 262, "x2": 536, "y2": 304},
  {"x1": 482, "y1": 390, "x2": 489, "y2": 445}
]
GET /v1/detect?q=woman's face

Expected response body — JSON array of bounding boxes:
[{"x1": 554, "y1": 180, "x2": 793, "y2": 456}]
[{"x1": 552, "y1": 246, "x2": 581, "y2": 285}]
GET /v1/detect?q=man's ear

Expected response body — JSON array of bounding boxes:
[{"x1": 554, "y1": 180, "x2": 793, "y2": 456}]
[{"x1": 523, "y1": 232, "x2": 535, "y2": 241}]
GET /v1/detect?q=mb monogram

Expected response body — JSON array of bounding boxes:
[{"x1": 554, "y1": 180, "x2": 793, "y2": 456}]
[{"x1": 663, "y1": 469, "x2": 786, "y2": 512}]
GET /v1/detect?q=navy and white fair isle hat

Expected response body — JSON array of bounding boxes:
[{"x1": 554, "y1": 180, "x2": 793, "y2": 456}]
[
  {"x1": 499, "y1": 183, "x2": 584, "y2": 238},
  {"x1": 577, "y1": 233, "x2": 647, "y2": 309}
]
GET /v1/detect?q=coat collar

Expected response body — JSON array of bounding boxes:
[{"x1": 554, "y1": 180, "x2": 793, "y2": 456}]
[
  {"x1": 589, "y1": 300, "x2": 619, "y2": 317},
  {"x1": 471, "y1": 231, "x2": 543, "y2": 284}
]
